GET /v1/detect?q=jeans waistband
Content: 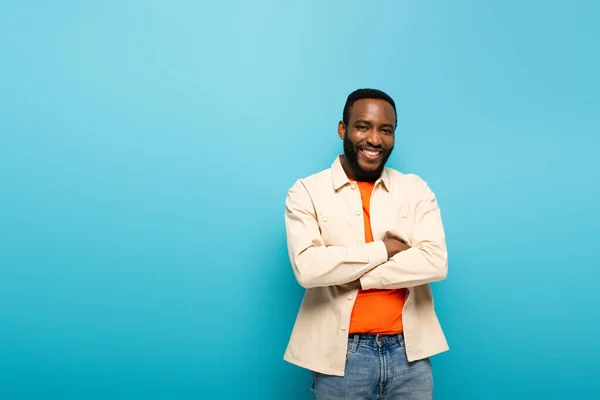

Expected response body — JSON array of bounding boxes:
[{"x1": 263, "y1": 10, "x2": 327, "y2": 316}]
[{"x1": 348, "y1": 332, "x2": 404, "y2": 349}]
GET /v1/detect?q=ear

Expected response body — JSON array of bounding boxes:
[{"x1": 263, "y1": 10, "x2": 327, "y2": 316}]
[{"x1": 338, "y1": 121, "x2": 346, "y2": 140}]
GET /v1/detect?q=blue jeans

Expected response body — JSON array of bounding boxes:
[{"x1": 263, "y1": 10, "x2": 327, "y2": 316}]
[{"x1": 312, "y1": 333, "x2": 433, "y2": 400}]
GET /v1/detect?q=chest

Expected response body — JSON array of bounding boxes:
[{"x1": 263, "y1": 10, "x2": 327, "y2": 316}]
[{"x1": 311, "y1": 184, "x2": 416, "y2": 246}]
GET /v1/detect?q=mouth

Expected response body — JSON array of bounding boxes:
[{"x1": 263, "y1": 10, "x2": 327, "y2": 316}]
[{"x1": 359, "y1": 148, "x2": 383, "y2": 160}]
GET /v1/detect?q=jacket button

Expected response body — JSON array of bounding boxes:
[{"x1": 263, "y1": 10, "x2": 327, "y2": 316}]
[
  {"x1": 347, "y1": 295, "x2": 353, "y2": 300},
  {"x1": 351, "y1": 183, "x2": 356, "y2": 190},
  {"x1": 402, "y1": 212, "x2": 407, "y2": 218},
  {"x1": 341, "y1": 325, "x2": 347, "y2": 331},
  {"x1": 322, "y1": 216, "x2": 328, "y2": 222},
  {"x1": 355, "y1": 210, "x2": 361, "y2": 216}
]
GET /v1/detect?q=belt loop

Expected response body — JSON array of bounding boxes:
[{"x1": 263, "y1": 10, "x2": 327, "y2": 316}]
[
  {"x1": 397, "y1": 333, "x2": 404, "y2": 348},
  {"x1": 350, "y1": 333, "x2": 359, "y2": 352}
]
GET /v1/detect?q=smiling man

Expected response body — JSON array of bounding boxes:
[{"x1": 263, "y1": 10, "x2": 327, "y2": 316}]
[{"x1": 284, "y1": 89, "x2": 449, "y2": 399}]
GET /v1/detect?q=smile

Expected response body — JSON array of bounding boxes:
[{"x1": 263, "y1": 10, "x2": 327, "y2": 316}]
[{"x1": 359, "y1": 149, "x2": 383, "y2": 160}]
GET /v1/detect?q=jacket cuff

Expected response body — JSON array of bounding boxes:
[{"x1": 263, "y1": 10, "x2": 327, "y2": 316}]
[
  {"x1": 368, "y1": 240, "x2": 388, "y2": 266},
  {"x1": 360, "y1": 244, "x2": 387, "y2": 289}
]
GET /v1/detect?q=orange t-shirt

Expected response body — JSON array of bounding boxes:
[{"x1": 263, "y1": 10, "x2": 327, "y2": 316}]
[{"x1": 348, "y1": 181, "x2": 406, "y2": 334}]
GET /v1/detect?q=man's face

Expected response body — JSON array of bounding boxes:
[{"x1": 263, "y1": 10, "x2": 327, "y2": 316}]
[{"x1": 339, "y1": 98, "x2": 396, "y2": 182}]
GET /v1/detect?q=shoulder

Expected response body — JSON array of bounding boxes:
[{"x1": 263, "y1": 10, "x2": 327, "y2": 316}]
[
  {"x1": 288, "y1": 167, "x2": 332, "y2": 194},
  {"x1": 384, "y1": 167, "x2": 438, "y2": 202},
  {"x1": 385, "y1": 167, "x2": 428, "y2": 189}
]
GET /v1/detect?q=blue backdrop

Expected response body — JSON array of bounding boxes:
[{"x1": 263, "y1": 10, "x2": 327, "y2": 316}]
[{"x1": 1, "y1": 1, "x2": 599, "y2": 399}]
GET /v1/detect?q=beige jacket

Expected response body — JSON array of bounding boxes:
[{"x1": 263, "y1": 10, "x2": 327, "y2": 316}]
[{"x1": 283, "y1": 157, "x2": 449, "y2": 376}]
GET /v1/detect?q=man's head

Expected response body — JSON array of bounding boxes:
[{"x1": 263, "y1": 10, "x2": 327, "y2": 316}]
[{"x1": 339, "y1": 88, "x2": 397, "y2": 182}]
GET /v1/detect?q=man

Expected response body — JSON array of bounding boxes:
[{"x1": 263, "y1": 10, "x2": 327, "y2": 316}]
[{"x1": 283, "y1": 89, "x2": 449, "y2": 399}]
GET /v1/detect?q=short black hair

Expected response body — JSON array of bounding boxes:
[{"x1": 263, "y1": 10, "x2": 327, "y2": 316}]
[{"x1": 342, "y1": 88, "x2": 397, "y2": 126}]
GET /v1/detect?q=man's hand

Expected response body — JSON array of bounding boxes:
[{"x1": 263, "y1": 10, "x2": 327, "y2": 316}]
[{"x1": 383, "y1": 233, "x2": 410, "y2": 259}]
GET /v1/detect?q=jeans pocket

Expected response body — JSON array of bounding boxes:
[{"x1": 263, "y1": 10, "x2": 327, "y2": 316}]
[
  {"x1": 346, "y1": 348, "x2": 354, "y2": 360},
  {"x1": 398, "y1": 333, "x2": 406, "y2": 348}
]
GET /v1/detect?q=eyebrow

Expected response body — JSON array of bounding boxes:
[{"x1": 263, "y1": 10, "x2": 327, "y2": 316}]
[{"x1": 354, "y1": 119, "x2": 395, "y2": 129}]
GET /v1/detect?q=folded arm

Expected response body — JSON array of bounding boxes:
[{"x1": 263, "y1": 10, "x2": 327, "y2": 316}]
[
  {"x1": 284, "y1": 180, "x2": 388, "y2": 289},
  {"x1": 360, "y1": 179, "x2": 448, "y2": 290}
]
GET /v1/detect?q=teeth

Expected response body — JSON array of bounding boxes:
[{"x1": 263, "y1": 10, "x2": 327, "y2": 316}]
[{"x1": 362, "y1": 150, "x2": 381, "y2": 156}]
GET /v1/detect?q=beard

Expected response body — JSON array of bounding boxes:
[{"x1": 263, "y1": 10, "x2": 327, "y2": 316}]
[{"x1": 343, "y1": 135, "x2": 393, "y2": 182}]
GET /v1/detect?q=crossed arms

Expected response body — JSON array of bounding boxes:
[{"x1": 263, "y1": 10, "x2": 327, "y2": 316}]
[{"x1": 284, "y1": 180, "x2": 448, "y2": 290}]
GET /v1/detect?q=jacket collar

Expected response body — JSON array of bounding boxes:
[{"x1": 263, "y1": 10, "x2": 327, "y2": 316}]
[{"x1": 331, "y1": 155, "x2": 390, "y2": 192}]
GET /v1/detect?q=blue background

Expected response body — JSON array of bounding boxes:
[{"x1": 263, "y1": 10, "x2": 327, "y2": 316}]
[{"x1": 1, "y1": 1, "x2": 599, "y2": 399}]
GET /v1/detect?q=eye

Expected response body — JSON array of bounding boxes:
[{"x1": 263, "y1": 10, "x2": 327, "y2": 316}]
[
  {"x1": 357, "y1": 125, "x2": 369, "y2": 131},
  {"x1": 382, "y1": 128, "x2": 394, "y2": 134}
]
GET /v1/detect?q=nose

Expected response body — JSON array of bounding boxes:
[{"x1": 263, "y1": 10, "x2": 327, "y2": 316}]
[{"x1": 366, "y1": 129, "x2": 383, "y2": 147}]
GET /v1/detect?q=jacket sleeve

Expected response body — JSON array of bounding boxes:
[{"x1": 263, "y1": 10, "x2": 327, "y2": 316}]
[
  {"x1": 359, "y1": 178, "x2": 448, "y2": 289},
  {"x1": 285, "y1": 180, "x2": 388, "y2": 289}
]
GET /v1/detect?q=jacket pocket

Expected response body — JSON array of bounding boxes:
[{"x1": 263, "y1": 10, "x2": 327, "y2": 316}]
[{"x1": 317, "y1": 212, "x2": 354, "y2": 246}]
